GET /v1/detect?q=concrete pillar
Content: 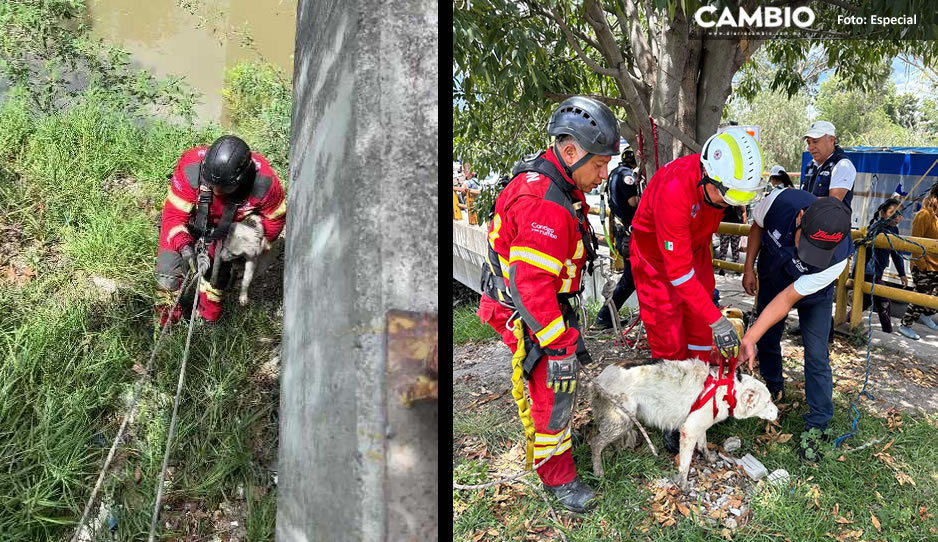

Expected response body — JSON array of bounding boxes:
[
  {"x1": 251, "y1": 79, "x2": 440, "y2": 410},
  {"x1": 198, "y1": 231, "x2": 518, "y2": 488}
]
[{"x1": 278, "y1": 0, "x2": 437, "y2": 541}]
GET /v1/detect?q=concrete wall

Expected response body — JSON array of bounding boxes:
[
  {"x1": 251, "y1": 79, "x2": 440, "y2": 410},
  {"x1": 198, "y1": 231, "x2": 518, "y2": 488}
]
[{"x1": 278, "y1": 0, "x2": 438, "y2": 540}]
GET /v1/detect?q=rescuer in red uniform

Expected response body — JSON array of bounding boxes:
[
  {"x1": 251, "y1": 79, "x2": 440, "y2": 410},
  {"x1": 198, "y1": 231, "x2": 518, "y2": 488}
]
[
  {"x1": 476, "y1": 96, "x2": 620, "y2": 513},
  {"x1": 629, "y1": 128, "x2": 765, "y2": 452},
  {"x1": 156, "y1": 135, "x2": 286, "y2": 325}
]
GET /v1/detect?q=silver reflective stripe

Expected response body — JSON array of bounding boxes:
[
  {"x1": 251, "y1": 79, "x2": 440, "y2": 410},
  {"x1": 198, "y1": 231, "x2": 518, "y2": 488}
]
[
  {"x1": 508, "y1": 264, "x2": 543, "y2": 332},
  {"x1": 687, "y1": 344, "x2": 711, "y2": 351},
  {"x1": 670, "y1": 269, "x2": 695, "y2": 286}
]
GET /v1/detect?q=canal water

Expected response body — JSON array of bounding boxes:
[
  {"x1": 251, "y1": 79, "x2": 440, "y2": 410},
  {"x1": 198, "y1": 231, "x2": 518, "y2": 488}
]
[{"x1": 89, "y1": 0, "x2": 297, "y2": 123}]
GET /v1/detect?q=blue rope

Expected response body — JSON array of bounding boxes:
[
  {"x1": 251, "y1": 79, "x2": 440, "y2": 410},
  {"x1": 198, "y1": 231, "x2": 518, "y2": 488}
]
[{"x1": 834, "y1": 221, "x2": 928, "y2": 448}]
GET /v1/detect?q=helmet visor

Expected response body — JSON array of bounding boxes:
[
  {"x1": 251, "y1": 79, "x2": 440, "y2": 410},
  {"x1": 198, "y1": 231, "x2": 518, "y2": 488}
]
[
  {"x1": 723, "y1": 188, "x2": 761, "y2": 206},
  {"x1": 707, "y1": 177, "x2": 764, "y2": 206}
]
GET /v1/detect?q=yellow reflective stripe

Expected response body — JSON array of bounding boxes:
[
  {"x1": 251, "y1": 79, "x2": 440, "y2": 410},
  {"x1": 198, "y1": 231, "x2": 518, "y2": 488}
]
[
  {"x1": 535, "y1": 315, "x2": 565, "y2": 346},
  {"x1": 264, "y1": 199, "x2": 287, "y2": 220},
  {"x1": 509, "y1": 246, "x2": 562, "y2": 275},
  {"x1": 558, "y1": 278, "x2": 573, "y2": 293},
  {"x1": 498, "y1": 255, "x2": 509, "y2": 279},
  {"x1": 573, "y1": 240, "x2": 584, "y2": 259},
  {"x1": 166, "y1": 190, "x2": 194, "y2": 212},
  {"x1": 199, "y1": 281, "x2": 223, "y2": 302},
  {"x1": 167, "y1": 225, "x2": 189, "y2": 242},
  {"x1": 533, "y1": 434, "x2": 572, "y2": 458},
  {"x1": 564, "y1": 258, "x2": 576, "y2": 278},
  {"x1": 534, "y1": 429, "x2": 570, "y2": 444},
  {"x1": 488, "y1": 213, "x2": 502, "y2": 243},
  {"x1": 718, "y1": 133, "x2": 744, "y2": 180}
]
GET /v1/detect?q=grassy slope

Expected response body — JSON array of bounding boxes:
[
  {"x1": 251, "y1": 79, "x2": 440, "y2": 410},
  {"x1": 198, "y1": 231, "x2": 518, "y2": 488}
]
[{"x1": 0, "y1": 95, "x2": 279, "y2": 541}]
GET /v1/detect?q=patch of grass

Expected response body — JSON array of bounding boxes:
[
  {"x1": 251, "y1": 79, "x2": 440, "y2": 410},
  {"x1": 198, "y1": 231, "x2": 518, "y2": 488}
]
[
  {"x1": 453, "y1": 399, "x2": 517, "y2": 454},
  {"x1": 454, "y1": 304, "x2": 498, "y2": 344},
  {"x1": 454, "y1": 380, "x2": 938, "y2": 541},
  {"x1": 0, "y1": 88, "x2": 281, "y2": 539}
]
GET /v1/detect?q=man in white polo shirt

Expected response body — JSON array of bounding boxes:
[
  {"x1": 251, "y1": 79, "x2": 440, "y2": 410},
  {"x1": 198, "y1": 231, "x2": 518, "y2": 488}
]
[{"x1": 801, "y1": 120, "x2": 856, "y2": 210}]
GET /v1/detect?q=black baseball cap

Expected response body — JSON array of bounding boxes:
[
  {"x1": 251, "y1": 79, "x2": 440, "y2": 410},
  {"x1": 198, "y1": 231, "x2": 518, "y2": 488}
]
[{"x1": 798, "y1": 198, "x2": 851, "y2": 268}]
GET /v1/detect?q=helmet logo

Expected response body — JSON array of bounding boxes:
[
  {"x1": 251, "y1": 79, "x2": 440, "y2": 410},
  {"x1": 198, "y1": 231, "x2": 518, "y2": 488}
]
[{"x1": 714, "y1": 150, "x2": 722, "y2": 160}]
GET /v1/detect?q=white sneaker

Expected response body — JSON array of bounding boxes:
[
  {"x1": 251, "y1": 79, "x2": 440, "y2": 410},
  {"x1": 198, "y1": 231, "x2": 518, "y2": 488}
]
[
  {"x1": 898, "y1": 325, "x2": 921, "y2": 340},
  {"x1": 919, "y1": 314, "x2": 938, "y2": 331}
]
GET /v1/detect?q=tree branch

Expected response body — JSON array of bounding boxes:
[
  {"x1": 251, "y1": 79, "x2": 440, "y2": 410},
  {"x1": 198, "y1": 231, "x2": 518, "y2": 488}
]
[
  {"x1": 543, "y1": 90, "x2": 629, "y2": 109},
  {"x1": 622, "y1": 0, "x2": 654, "y2": 77},
  {"x1": 654, "y1": 117, "x2": 702, "y2": 153},
  {"x1": 532, "y1": 2, "x2": 619, "y2": 78}
]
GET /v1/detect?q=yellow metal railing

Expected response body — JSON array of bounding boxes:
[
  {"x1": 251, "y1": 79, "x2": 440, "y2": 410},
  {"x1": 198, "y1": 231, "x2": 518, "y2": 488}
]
[{"x1": 711, "y1": 222, "x2": 938, "y2": 330}]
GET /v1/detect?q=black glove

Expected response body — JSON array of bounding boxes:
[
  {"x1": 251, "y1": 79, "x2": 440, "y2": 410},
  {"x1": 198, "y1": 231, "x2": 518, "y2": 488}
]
[
  {"x1": 546, "y1": 354, "x2": 578, "y2": 393},
  {"x1": 179, "y1": 244, "x2": 197, "y2": 274},
  {"x1": 711, "y1": 316, "x2": 741, "y2": 359}
]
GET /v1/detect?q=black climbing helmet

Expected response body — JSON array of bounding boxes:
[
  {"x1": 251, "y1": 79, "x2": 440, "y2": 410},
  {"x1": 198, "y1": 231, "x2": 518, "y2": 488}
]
[
  {"x1": 201, "y1": 135, "x2": 257, "y2": 194},
  {"x1": 547, "y1": 96, "x2": 620, "y2": 157}
]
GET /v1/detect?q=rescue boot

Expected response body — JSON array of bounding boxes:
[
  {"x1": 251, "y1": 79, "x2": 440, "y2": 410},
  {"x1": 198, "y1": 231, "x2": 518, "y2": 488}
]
[
  {"x1": 663, "y1": 428, "x2": 681, "y2": 455},
  {"x1": 543, "y1": 477, "x2": 597, "y2": 513}
]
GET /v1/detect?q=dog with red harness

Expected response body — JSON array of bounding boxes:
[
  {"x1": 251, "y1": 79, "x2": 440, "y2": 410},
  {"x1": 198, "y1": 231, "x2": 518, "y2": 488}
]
[{"x1": 590, "y1": 355, "x2": 778, "y2": 491}]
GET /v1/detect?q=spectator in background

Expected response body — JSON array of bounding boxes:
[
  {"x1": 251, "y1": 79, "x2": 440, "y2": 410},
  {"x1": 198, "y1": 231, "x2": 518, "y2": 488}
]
[
  {"x1": 852, "y1": 198, "x2": 908, "y2": 333},
  {"x1": 716, "y1": 203, "x2": 747, "y2": 265},
  {"x1": 465, "y1": 172, "x2": 481, "y2": 190},
  {"x1": 769, "y1": 165, "x2": 794, "y2": 189},
  {"x1": 898, "y1": 185, "x2": 938, "y2": 340},
  {"x1": 801, "y1": 121, "x2": 856, "y2": 210}
]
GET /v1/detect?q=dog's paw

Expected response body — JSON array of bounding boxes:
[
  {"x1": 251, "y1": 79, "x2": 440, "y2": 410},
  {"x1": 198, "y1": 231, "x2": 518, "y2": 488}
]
[
  {"x1": 703, "y1": 449, "x2": 718, "y2": 463},
  {"x1": 239, "y1": 294, "x2": 249, "y2": 306}
]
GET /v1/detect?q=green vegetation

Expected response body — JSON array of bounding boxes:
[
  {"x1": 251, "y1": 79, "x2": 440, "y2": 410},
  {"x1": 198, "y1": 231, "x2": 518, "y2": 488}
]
[
  {"x1": 454, "y1": 384, "x2": 938, "y2": 541},
  {"x1": 0, "y1": 1, "x2": 292, "y2": 540},
  {"x1": 454, "y1": 304, "x2": 499, "y2": 344}
]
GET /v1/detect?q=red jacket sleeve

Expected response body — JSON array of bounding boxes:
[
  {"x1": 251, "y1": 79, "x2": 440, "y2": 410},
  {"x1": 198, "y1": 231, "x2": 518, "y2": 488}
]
[
  {"x1": 507, "y1": 196, "x2": 578, "y2": 357},
  {"x1": 653, "y1": 191, "x2": 723, "y2": 325},
  {"x1": 159, "y1": 154, "x2": 199, "y2": 253},
  {"x1": 254, "y1": 155, "x2": 287, "y2": 241}
]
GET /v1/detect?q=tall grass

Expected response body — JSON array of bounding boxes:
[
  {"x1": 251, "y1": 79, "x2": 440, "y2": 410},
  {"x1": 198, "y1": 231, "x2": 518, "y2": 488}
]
[{"x1": 0, "y1": 87, "x2": 282, "y2": 540}]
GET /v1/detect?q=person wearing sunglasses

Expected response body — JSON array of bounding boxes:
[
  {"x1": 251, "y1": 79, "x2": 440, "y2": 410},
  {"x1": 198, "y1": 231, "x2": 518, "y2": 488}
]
[{"x1": 629, "y1": 128, "x2": 764, "y2": 454}]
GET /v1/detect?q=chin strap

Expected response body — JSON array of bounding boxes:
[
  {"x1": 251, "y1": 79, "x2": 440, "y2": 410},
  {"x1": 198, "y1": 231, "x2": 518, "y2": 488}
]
[{"x1": 554, "y1": 142, "x2": 594, "y2": 178}]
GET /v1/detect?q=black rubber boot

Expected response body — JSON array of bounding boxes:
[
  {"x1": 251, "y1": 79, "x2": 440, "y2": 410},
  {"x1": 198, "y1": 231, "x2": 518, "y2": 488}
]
[
  {"x1": 663, "y1": 428, "x2": 681, "y2": 455},
  {"x1": 544, "y1": 477, "x2": 597, "y2": 513}
]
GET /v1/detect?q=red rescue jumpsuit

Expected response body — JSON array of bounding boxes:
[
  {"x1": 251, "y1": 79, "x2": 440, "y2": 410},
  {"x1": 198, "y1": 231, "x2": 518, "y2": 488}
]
[
  {"x1": 630, "y1": 153, "x2": 724, "y2": 361},
  {"x1": 156, "y1": 146, "x2": 287, "y2": 322},
  {"x1": 476, "y1": 147, "x2": 590, "y2": 487}
]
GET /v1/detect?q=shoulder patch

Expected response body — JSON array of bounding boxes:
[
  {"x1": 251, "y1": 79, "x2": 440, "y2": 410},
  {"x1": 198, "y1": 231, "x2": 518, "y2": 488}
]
[
  {"x1": 183, "y1": 162, "x2": 201, "y2": 189},
  {"x1": 251, "y1": 174, "x2": 273, "y2": 199}
]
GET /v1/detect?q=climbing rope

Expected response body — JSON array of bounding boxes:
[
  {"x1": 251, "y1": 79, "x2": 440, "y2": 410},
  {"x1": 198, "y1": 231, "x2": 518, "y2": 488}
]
[
  {"x1": 148, "y1": 271, "x2": 204, "y2": 541},
  {"x1": 835, "y1": 176, "x2": 937, "y2": 448},
  {"x1": 70, "y1": 270, "x2": 197, "y2": 542}
]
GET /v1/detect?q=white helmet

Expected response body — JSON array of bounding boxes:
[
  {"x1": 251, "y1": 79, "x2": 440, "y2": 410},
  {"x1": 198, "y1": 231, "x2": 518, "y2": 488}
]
[{"x1": 700, "y1": 129, "x2": 766, "y2": 206}]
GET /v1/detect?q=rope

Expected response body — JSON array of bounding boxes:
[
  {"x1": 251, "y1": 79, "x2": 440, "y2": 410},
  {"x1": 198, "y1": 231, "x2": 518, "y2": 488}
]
[
  {"x1": 148, "y1": 271, "x2": 203, "y2": 541},
  {"x1": 648, "y1": 116, "x2": 659, "y2": 172},
  {"x1": 453, "y1": 366, "x2": 660, "y2": 491},
  {"x1": 835, "y1": 224, "x2": 928, "y2": 448},
  {"x1": 70, "y1": 271, "x2": 195, "y2": 542}
]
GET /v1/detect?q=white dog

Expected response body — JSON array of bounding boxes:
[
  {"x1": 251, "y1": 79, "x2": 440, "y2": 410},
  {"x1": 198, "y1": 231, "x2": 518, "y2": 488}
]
[
  {"x1": 590, "y1": 359, "x2": 778, "y2": 491},
  {"x1": 215, "y1": 215, "x2": 271, "y2": 305}
]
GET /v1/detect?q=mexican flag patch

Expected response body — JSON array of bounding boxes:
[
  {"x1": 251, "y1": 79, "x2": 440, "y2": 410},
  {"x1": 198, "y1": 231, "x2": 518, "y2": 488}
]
[{"x1": 664, "y1": 241, "x2": 674, "y2": 251}]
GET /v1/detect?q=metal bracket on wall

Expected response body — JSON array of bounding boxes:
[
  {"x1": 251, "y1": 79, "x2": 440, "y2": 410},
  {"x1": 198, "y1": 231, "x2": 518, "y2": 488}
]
[{"x1": 386, "y1": 310, "x2": 438, "y2": 405}]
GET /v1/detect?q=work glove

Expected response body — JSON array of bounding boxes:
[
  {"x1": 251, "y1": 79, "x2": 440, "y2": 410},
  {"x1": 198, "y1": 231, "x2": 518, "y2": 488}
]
[
  {"x1": 546, "y1": 354, "x2": 578, "y2": 393},
  {"x1": 711, "y1": 315, "x2": 741, "y2": 359},
  {"x1": 196, "y1": 252, "x2": 211, "y2": 276},
  {"x1": 179, "y1": 244, "x2": 197, "y2": 274}
]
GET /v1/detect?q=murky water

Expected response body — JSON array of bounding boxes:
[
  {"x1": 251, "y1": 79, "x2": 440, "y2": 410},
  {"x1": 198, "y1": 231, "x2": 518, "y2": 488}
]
[{"x1": 89, "y1": 0, "x2": 297, "y2": 123}]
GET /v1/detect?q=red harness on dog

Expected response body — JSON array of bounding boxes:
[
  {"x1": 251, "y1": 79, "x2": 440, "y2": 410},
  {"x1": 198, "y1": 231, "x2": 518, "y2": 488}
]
[{"x1": 689, "y1": 353, "x2": 738, "y2": 418}]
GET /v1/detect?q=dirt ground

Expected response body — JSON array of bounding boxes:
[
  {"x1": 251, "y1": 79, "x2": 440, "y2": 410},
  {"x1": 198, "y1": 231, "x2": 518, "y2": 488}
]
[{"x1": 454, "y1": 328, "x2": 938, "y2": 418}]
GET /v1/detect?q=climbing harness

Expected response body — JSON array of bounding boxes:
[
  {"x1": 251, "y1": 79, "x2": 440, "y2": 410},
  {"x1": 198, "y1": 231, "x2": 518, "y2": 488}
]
[{"x1": 689, "y1": 355, "x2": 739, "y2": 418}]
